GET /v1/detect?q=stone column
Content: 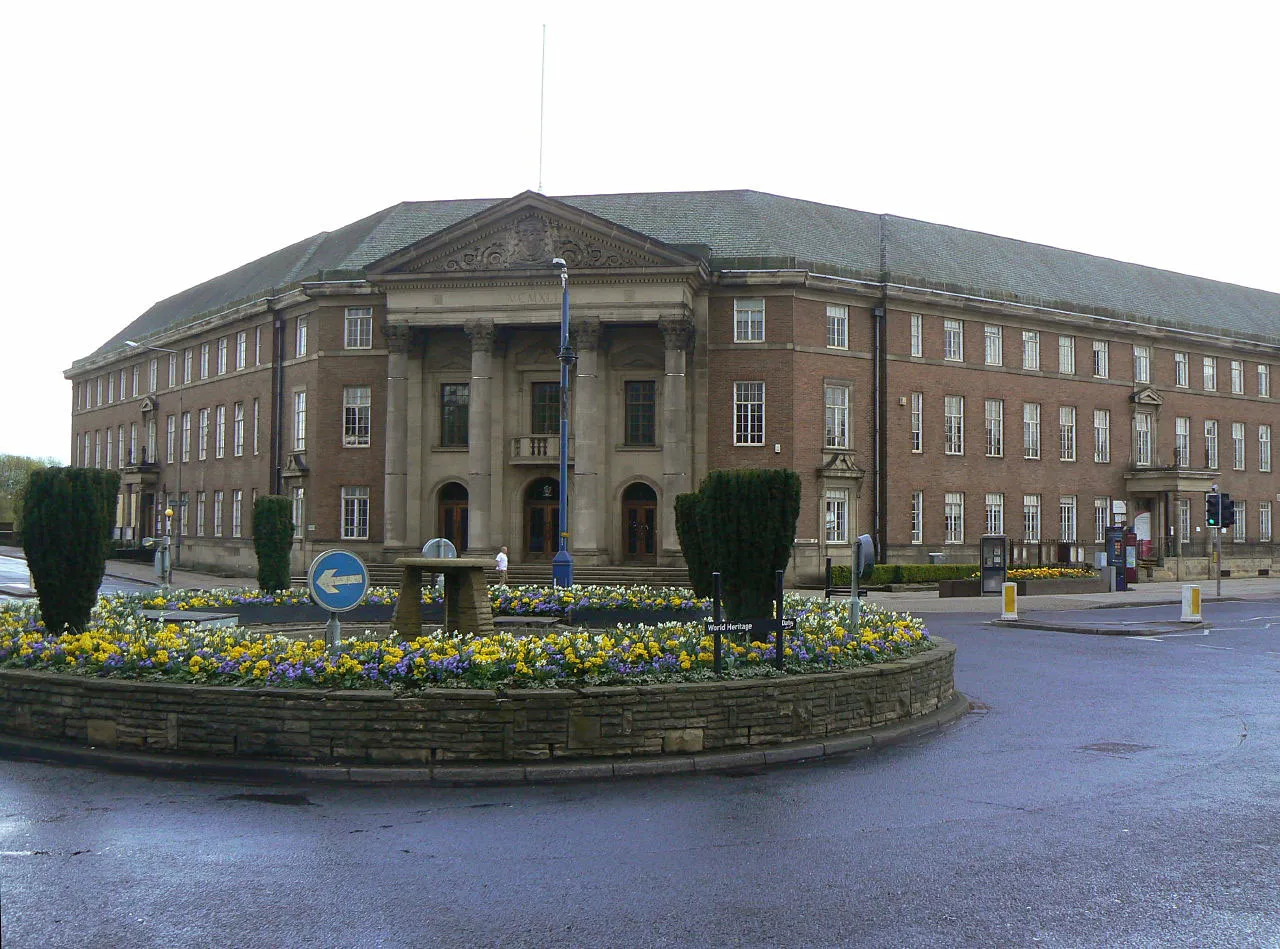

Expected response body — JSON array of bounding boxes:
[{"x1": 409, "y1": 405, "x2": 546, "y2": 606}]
[
  {"x1": 382, "y1": 324, "x2": 413, "y2": 550},
  {"x1": 465, "y1": 319, "x2": 497, "y2": 553},
  {"x1": 571, "y1": 317, "x2": 604, "y2": 560},
  {"x1": 660, "y1": 316, "x2": 695, "y2": 558}
]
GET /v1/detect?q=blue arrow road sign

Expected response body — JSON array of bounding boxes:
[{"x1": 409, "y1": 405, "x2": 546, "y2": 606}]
[{"x1": 307, "y1": 549, "x2": 369, "y2": 613}]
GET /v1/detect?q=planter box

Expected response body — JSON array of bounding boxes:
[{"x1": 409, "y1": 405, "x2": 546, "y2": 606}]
[
  {"x1": 1021, "y1": 576, "x2": 1108, "y2": 595},
  {"x1": 938, "y1": 579, "x2": 983, "y2": 598}
]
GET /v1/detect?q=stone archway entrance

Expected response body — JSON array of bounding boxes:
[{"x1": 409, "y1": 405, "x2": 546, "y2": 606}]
[
  {"x1": 437, "y1": 482, "x2": 469, "y2": 553},
  {"x1": 622, "y1": 482, "x2": 657, "y2": 563},
  {"x1": 524, "y1": 477, "x2": 559, "y2": 561}
]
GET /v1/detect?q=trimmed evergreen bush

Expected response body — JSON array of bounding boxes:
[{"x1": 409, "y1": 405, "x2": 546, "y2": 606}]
[
  {"x1": 830, "y1": 562, "x2": 980, "y2": 586},
  {"x1": 253, "y1": 495, "x2": 294, "y2": 593},
  {"x1": 22, "y1": 467, "x2": 121, "y2": 633},
  {"x1": 674, "y1": 492, "x2": 713, "y2": 598},
  {"x1": 694, "y1": 468, "x2": 801, "y2": 620}
]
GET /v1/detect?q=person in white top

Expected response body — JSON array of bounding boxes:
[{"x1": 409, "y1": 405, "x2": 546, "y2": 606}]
[{"x1": 495, "y1": 546, "x2": 509, "y2": 585}]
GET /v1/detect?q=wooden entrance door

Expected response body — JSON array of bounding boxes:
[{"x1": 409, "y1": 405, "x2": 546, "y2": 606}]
[
  {"x1": 622, "y1": 482, "x2": 657, "y2": 563},
  {"x1": 525, "y1": 478, "x2": 560, "y2": 561},
  {"x1": 437, "y1": 482, "x2": 469, "y2": 552}
]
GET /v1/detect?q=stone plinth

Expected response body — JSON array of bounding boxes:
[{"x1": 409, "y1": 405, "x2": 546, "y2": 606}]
[{"x1": 392, "y1": 558, "x2": 494, "y2": 639}]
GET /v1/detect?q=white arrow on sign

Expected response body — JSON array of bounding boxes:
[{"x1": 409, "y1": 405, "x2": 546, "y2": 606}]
[{"x1": 317, "y1": 569, "x2": 364, "y2": 595}]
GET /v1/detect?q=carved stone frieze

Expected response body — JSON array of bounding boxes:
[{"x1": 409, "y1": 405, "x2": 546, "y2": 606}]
[{"x1": 659, "y1": 316, "x2": 695, "y2": 352}]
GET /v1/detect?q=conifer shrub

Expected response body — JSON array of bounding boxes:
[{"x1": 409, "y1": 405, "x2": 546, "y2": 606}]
[
  {"x1": 253, "y1": 495, "x2": 294, "y2": 593},
  {"x1": 674, "y1": 492, "x2": 713, "y2": 598},
  {"x1": 22, "y1": 467, "x2": 121, "y2": 633}
]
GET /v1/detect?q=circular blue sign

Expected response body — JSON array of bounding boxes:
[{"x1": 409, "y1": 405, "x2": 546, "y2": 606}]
[{"x1": 307, "y1": 549, "x2": 369, "y2": 613}]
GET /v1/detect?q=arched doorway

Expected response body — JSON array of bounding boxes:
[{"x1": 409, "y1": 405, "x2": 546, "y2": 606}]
[
  {"x1": 437, "y1": 482, "x2": 469, "y2": 553},
  {"x1": 622, "y1": 482, "x2": 657, "y2": 563},
  {"x1": 524, "y1": 478, "x2": 559, "y2": 560}
]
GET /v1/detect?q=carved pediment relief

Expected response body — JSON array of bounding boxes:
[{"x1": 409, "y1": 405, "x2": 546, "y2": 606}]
[
  {"x1": 818, "y1": 452, "x2": 866, "y2": 480},
  {"x1": 1130, "y1": 386, "x2": 1164, "y2": 406},
  {"x1": 608, "y1": 344, "x2": 661, "y2": 370},
  {"x1": 139, "y1": 396, "x2": 157, "y2": 414}
]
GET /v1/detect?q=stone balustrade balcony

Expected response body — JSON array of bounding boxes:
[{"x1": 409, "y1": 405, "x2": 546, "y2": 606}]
[{"x1": 509, "y1": 434, "x2": 575, "y2": 465}]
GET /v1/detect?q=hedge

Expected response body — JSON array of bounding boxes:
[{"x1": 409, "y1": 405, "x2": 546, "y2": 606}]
[{"x1": 830, "y1": 563, "x2": 980, "y2": 586}]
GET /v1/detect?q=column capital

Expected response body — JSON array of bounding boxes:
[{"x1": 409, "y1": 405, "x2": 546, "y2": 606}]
[
  {"x1": 382, "y1": 323, "x2": 415, "y2": 354},
  {"x1": 464, "y1": 318, "x2": 498, "y2": 355},
  {"x1": 570, "y1": 316, "x2": 602, "y2": 352},
  {"x1": 659, "y1": 316, "x2": 695, "y2": 352}
]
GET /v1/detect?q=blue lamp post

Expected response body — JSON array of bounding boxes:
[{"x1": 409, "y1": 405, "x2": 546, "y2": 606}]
[{"x1": 551, "y1": 257, "x2": 574, "y2": 588}]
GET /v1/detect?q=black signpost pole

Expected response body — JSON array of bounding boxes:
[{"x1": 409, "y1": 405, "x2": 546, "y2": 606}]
[
  {"x1": 712, "y1": 572, "x2": 723, "y2": 675},
  {"x1": 774, "y1": 570, "x2": 785, "y2": 670}
]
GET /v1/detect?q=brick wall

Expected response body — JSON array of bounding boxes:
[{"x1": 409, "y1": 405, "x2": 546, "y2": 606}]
[{"x1": 0, "y1": 641, "x2": 955, "y2": 764}]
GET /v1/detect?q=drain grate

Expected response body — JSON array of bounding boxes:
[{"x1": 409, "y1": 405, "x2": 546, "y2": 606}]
[{"x1": 1078, "y1": 742, "x2": 1154, "y2": 756}]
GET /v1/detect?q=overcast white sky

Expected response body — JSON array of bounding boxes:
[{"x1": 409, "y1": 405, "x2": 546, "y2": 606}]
[{"x1": 4, "y1": 0, "x2": 1277, "y2": 462}]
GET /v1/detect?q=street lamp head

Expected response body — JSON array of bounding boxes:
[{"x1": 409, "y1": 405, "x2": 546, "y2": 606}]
[
  {"x1": 125, "y1": 339, "x2": 178, "y2": 354},
  {"x1": 124, "y1": 340, "x2": 140, "y2": 348},
  {"x1": 164, "y1": 508, "x2": 174, "y2": 518},
  {"x1": 551, "y1": 257, "x2": 567, "y2": 269}
]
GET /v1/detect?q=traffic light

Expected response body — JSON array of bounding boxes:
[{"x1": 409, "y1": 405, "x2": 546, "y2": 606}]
[
  {"x1": 1206, "y1": 493, "x2": 1221, "y2": 527},
  {"x1": 1222, "y1": 494, "x2": 1236, "y2": 528}
]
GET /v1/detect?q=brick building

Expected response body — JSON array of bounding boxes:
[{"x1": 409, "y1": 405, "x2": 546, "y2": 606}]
[{"x1": 66, "y1": 190, "x2": 1279, "y2": 581}]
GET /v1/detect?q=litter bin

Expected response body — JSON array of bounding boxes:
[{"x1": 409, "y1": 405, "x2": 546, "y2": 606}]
[{"x1": 928, "y1": 552, "x2": 945, "y2": 565}]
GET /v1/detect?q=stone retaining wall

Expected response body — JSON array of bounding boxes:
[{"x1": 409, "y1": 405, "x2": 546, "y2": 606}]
[{"x1": 0, "y1": 641, "x2": 954, "y2": 765}]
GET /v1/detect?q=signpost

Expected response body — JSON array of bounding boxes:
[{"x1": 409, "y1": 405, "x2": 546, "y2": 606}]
[
  {"x1": 307, "y1": 549, "x2": 370, "y2": 648},
  {"x1": 706, "y1": 570, "x2": 793, "y2": 671}
]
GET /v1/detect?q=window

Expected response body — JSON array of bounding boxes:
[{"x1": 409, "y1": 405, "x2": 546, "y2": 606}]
[
  {"x1": 1060, "y1": 496, "x2": 1077, "y2": 542},
  {"x1": 824, "y1": 384, "x2": 849, "y2": 449},
  {"x1": 1177, "y1": 499, "x2": 1190, "y2": 543},
  {"x1": 1023, "y1": 403, "x2": 1041, "y2": 459},
  {"x1": 196, "y1": 492, "x2": 206, "y2": 537},
  {"x1": 200, "y1": 343, "x2": 209, "y2": 379},
  {"x1": 292, "y1": 487, "x2": 305, "y2": 539},
  {"x1": 293, "y1": 391, "x2": 307, "y2": 451},
  {"x1": 824, "y1": 489, "x2": 849, "y2": 543},
  {"x1": 130, "y1": 423, "x2": 138, "y2": 465},
  {"x1": 233, "y1": 402, "x2": 245, "y2": 457},
  {"x1": 119, "y1": 369, "x2": 126, "y2": 399},
  {"x1": 96, "y1": 376, "x2": 103, "y2": 405},
  {"x1": 345, "y1": 307, "x2": 374, "y2": 349},
  {"x1": 984, "y1": 399, "x2": 1003, "y2": 457},
  {"x1": 1059, "y1": 406, "x2": 1076, "y2": 461},
  {"x1": 984, "y1": 325, "x2": 1002, "y2": 366},
  {"x1": 531, "y1": 382, "x2": 560, "y2": 435},
  {"x1": 147, "y1": 418, "x2": 156, "y2": 463},
  {"x1": 733, "y1": 382, "x2": 765, "y2": 446},
  {"x1": 181, "y1": 412, "x2": 191, "y2": 462},
  {"x1": 1134, "y1": 413, "x2": 1152, "y2": 466},
  {"x1": 1092, "y1": 340, "x2": 1109, "y2": 378},
  {"x1": 733, "y1": 298, "x2": 764, "y2": 342},
  {"x1": 231, "y1": 490, "x2": 242, "y2": 538},
  {"x1": 214, "y1": 338, "x2": 226, "y2": 375},
  {"x1": 1058, "y1": 335, "x2": 1074, "y2": 374},
  {"x1": 212, "y1": 490, "x2": 224, "y2": 538},
  {"x1": 296, "y1": 316, "x2": 309, "y2": 357},
  {"x1": 1133, "y1": 346, "x2": 1151, "y2": 384},
  {"x1": 910, "y1": 392, "x2": 923, "y2": 453},
  {"x1": 168, "y1": 354, "x2": 177, "y2": 387},
  {"x1": 943, "y1": 396, "x2": 964, "y2": 455},
  {"x1": 440, "y1": 384, "x2": 470, "y2": 447},
  {"x1": 985, "y1": 493, "x2": 1004, "y2": 536},
  {"x1": 183, "y1": 349, "x2": 192, "y2": 384},
  {"x1": 1232, "y1": 422, "x2": 1245, "y2": 470},
  {"x1": 1093, "y1": 409, "x2": 1111, "y2": 463},
  {"x1": 1231, "y1": 360, "x2": 1244, "y2": 394},
  {"x1": 105, "y1": 433, "x2": 111, "y2": 469},
  {"x1": 255, "y1": 326, "x2": 263, "y2": 366},
  {"x1": 215, "y1": 405, "x2": 226, "y2": 459},
  {"x1": 1023, "y1": 494, "x2": 1041, "y2": 542},
  {"x1": 1203, "y1": 356, "x2": 1216, "y2": 391},
  {"x1": 1174, "y1": 352, "x2": 1188, "y2": 387},
  {"x1": 149, "y1": 359, "x2": 158, "y2": 392},
  {"x1": 252, "y1": 399, "x2": 260, "y2": 455},
  {"x1": 826, "y1": 305, "x2": 848, "y2": 349},
  {"x1": 1261, "y1": 424, "x2": 1272, "y2": 472},
  {"x1": 166, "y1": 415, "x2": 175, "y2": 464},
  {"x1": 342, "y1": 486, "x2": 370, "y2": 540},
  {"x1": 1259, "y1": 364, "x2": 1271, "y2": 398},
  {"x1": 1094, "y1": 497, "x2": 1110, "y2": 543},
  {"x1": 1174, "y1": 416, "x2": 1190, "y2": 467},
  {"x1": 1022, "y1": 331, "x2": 1040, "y2": 371},
  {"x1": 198, "y1": 408, "x2": 209, "y2": 460},
  {"x1": 236, "y1": 331, "x2": 247, "y2": 370},
  {"x1": 343, "y1": 387, "x2": 371, "y2": 448},
  {"x1": 116, "y1": 426, "x2": 124, "y2": 469},
  {"x1": 1204, "y1": 419, "x2": 1218, "y2": 469},
  {"x1": 1233, "y1": 502, "x2": 1247, "y2": 543},
  {"x1": 625, "y1": 381, "x2": 657, "y2": 446},
  {"x1": 911, "y1": 491, "x2": 923, "y2": 544},
  {"x1": 944, "y1": 492, "x2": 964, "y2": 544},
  {"x1": 943, "y1": 319, "x2": 964, "y2": 361},
  {"x1": 179, "y1": 493, "x2": 189, "y2": 536},
  {"x1": 1260, "y1": 501, "x2": 1273, "y2": 543},
  {"x1": 132, "y1": 365, "x2": 140, "y2": 396},
  {"x1": 108, "y1": 374, "x2": 115, "y2": 403},
  {"x1": 910, "y1": 314, "x2": 923, "y2": 357}
]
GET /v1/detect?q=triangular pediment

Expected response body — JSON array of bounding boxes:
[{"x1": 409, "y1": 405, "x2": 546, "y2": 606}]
[
  {"x1": 1130, "y1": 386, "x2": 1164, "y2": 406},
  {"x1": 367, "y1": 192, "x2": 704, "y2": 276}
]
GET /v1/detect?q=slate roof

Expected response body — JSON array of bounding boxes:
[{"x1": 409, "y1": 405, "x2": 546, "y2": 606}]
[{"x1": 76, "y1": 189, "x2": 1280, "y2": 368}]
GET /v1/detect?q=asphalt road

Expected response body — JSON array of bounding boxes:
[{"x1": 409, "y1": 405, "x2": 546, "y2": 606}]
[
  {"x1": 0, "y1": 554, "x2": 154, "y2": 602},
  {"x1": 2, "y1": 598, "x2": 1280, "y2": 948}
]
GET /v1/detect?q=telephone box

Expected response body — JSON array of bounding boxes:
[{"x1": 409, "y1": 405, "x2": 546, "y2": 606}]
[
  {"x1": 980, "y1": 535, "x2": 1008, "y2": 594},
  {"x1": 1105, "y1": 526, "x2": 1127, "y2": 592},
  {"x1": 1124, "y1": 528, "x2": 1139, "y2": 584}
]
